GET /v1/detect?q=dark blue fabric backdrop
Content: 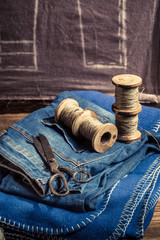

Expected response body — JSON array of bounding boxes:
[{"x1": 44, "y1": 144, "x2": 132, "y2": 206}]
[{"x1": 0, "y1": 0, "x2": 160, "y2": 101}]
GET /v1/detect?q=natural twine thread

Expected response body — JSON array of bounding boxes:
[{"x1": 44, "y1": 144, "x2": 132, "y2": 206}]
[
  {"x1": 79, "y1": 117, "x2": 103, "y2": 141},
  {"x1": 116, "y1": 114, "x2": 138, "y2": 136},
  {"x1": 115, "y1": 87, "x2": 139, "y2": 110},
  {"x1": 59, "y1": 104, "x2": 83, "y2": 129}
]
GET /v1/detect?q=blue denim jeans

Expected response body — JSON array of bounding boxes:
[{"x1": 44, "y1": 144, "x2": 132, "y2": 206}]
[
  {"x1": 0, "y1": 91, "x2": 160, "y2": 239},
  {"x1": 0, "y1": 91, "x2": 160, "y2": 214}
]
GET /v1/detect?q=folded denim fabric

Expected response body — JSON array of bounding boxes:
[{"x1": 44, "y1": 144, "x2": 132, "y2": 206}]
[
  {"x1": 0, "y1": 91, "x2": 160, "y2": 239},
  {"x1": 0, "y1": 91, "x2": 160, "y2": 212}
]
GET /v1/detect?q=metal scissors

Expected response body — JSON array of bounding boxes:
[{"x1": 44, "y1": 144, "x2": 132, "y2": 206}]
[{"x1": 32, "y1": 134, "x2": 91, "y2": 197}]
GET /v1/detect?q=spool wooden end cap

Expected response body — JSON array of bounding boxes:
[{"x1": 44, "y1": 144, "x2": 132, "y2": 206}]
[
  {"x1": 112, "y1": 103, "x2": 142, "y2": 115},
  {"x1": 112, "y1": 74, "x2": 142, "y2": 88},
  {"x1": 92, "y1": 123, "x2": 118, "y2": 153},
  {"x1": 117, "y1": 130, "x2": 141, "y2": 143},
  {"x1": 55, "y1": 98, "x2": 79, "y2": 123}
]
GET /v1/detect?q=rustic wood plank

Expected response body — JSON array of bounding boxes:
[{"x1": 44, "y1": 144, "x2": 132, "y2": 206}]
[
  {"x1": 0, "y1": 113, "x2": 29, "y2": 133},
  {"x1": 0, "y1": 100, "x2": 52, "y2": 114},
  {"x1": 144, "y1": 200, "x2": 160, "y2": 239}
]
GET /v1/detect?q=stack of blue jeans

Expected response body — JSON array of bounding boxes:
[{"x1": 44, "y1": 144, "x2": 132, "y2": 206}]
[{"x1": 0, "y1": 90, "x2": 160, "y2": 240}]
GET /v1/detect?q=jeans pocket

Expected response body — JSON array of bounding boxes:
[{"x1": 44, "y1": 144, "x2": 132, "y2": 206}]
[
  {"x1": 41, "y1": 117, "x2": 89, "y2": 153},
  {"x1": 41, "y1": 108, "x2": 112, "y2": 154}
]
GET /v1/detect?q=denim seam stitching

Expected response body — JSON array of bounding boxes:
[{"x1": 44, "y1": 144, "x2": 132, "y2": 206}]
[
  {"x1": 10, "y1": 125, "x2": 33, "y2": 142},
  {"x1": 107, "y1": 155, "x2": 160, "y2": 240},
  {"x1": 0, "y1": 150, "x2": 43, "y2": 183},
  {"x1": 0, "y1": 150, "x2": 48, "y2": 187},
  {"x1": 52, "y1": 145, "x2": 120, "y2": 167},
  {"x1": 2, "y1": 135, "x2": 46, "y2": 169},
  {"x1": 4, "y1": 129, "x2": 120, "y2": 170},
  {"x1": 0, "y1": 181, "x2": 119, "y2": 236},
  {"x1": 2, "y1": 128, "x2": 120, "y2": 175},
  {"x1": 77, "y1": 148, "x2": 121, "y2": 167},
  {"x1": 52, "y1": 147, "x2": 79, "y2": 167},
  {"x1": 152, "y1": 120, "x2": 160, "y2": 132}
]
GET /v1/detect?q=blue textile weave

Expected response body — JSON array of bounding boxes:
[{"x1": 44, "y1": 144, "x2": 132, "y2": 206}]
[{"x1": 0, "y1": 90, "x2": 160, "y2": 240}]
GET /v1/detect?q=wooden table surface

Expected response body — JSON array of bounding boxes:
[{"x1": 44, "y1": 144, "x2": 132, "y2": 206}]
[{"x1": 0, "y1": 111, "x2": 159, "y2": 239}]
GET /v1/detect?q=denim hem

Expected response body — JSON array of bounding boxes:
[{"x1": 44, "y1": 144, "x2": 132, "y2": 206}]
[{"x1": 0, "y1": 152, "x2": 46, "y2": 198}]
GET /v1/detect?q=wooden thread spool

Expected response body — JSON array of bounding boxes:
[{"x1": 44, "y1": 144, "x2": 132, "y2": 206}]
[
  {"x1": 115, "y1": 87, "x2": 139, "y2": 111},
  {"x1": 77, "y1": 116, "x2": 118, "y2": 153},
  {"x1": 54, "y1": 98, "x2": 83, "y2": 129},
  {"x1": 55, "y1": 98, "x2": 118, "y2": 153},
  {"x1": 112, "y1": 74, "x2": 142, "y2": 143},
  {"x1": 115, "y1": 114, "x2": 140, "y2": 142}
]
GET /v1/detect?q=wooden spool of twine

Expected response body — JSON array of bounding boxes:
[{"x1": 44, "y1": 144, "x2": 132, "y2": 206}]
[
  {"x1": 112, "y1": 74, "x2": 142, "y2": 143},
  {"x1": 55, "y1": 98, "x2": 83, "y2": 129},
  {"x1": 55, "y1": 98, "x2": 118, "y2": 153}
]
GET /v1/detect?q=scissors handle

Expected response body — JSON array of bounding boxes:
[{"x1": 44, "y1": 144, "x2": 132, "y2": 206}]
[
  {"x1": 59, "y1": 166, "x2": 91, "y2": 183},
  {"x1": 49, "y1": 171, "x2": 70, "y2": 197},
  {"x1": 71, "y1": 169, "x2": 91, "y2": 183}
]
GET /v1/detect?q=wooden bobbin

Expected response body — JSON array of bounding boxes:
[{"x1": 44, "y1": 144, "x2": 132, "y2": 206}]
[
  {"x1": 112, "y1": 74, "x2": 142, "y2": 88},
  {"x1": 54, "y1": 98, "x2": 80, "y2": 123},
  {"x1": 115, "y1": 114, "x2": 141, "y2": 143},
  {"x1": 55, "y1": 98, "x2": 118, "y2": 153},
  {"x1": 91, "y1": 123, "x2": 117, "y2": 153},
  {"x1": 55, "y1": 98, "x2": 85, "y2": 131},
  {"x1": 112, "y1": 74, "x2": 142, "y2": 115},
  {"x1": 72, "y1": 112, "x2": 118, "y2": 153},
  {"x1": 112, "y1": 74, "x2": 142, "y2": 143}
]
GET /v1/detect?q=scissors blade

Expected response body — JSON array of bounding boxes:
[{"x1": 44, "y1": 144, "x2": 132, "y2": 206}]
[
  {"x1": 32, "y1": 136, "x2": 47, "y2": 162},
  {"x1": 38, "y1": 134, "x2": 58, "y2": 170}
]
